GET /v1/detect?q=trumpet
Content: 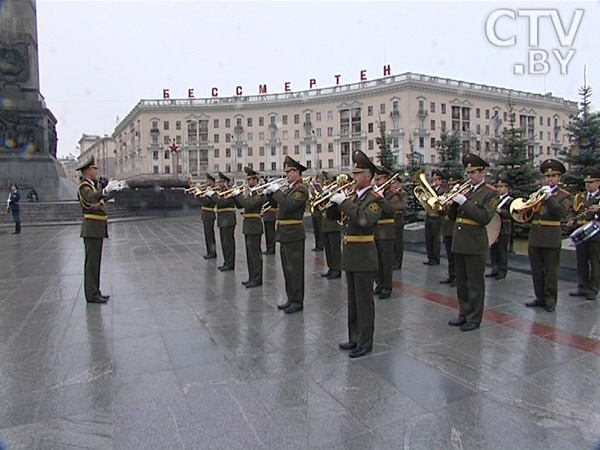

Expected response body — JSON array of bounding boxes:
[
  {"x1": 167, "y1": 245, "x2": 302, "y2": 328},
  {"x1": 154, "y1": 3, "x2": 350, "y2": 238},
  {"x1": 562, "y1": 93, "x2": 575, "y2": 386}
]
[
  {"x1": 249, "y1": 178, "x2": 287, "y2": 195},
  {"x1": 217, "y1": 182, "x2": 245, "y2": 198},
  {"x1": 509, "y1": 186, "x2": 553, "y2": 223},
  {"x1": 310, "y1": 174, "x2": 351, "y2": 211}
]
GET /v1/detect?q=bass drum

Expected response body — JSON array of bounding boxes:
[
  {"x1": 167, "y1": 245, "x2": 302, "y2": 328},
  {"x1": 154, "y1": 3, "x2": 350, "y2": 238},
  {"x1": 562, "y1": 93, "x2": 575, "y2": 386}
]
[
  {"x1": 570, "y1": 221, "x2": 600, "y2": 246},
  {"x1": 486, "y1": 213, "x2": 502, "y2": 247}
]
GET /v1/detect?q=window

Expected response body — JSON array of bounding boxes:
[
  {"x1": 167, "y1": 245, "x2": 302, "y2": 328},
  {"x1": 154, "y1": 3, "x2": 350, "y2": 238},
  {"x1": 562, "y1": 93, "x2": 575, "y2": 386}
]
[
  {"x1": 431, "y1": 155, "x2": 436, "y2": 164},
  {"x1": 327, "y1": 127, "x2": 333, "y2": 137},
  {"x1": 225, "y1": 118, "x2": 231, "y2": 128},
  {"x1": 305, "y1": 144, "x2": 311, "y2": 155},
  {"x1": 368, "y1": 140, "x2": 374, "y2": 150},
  {"x1": 282, "y1": 130, "x2": 288, "y2": 140},
  {"x1": 248, "y1": 147, "x2": 253, "y2": 156},
  {"x1": 175, "y1": 135, "x2": 181, "y2": 144},
  {"x1": 151, "y1": 120, "x2": 158, "y2": 130},
  {"x1": 260, "y1": 162, "x2": 265, "y2": 171},
  {"x1": 153, "y1": 151, "x2": 158, "y2": 160},
  {"x1": 248, "y1": 162, "x2": 253, "y2": 169},
  {"x1": 540, "y1": 131, "x2": 543, "y2": 140},
  {"x1": 503, "y1": 112, "x2": 508, "y2": 121},
  {"x1": 177, "y1": 165, "x2": 182, "y2": 174},
  {"x1": 259, "y1": 116, "x2": 264, "y2": 126},
  {"x1": 328, "y1": 143, "x2": 333, "y2": 152},
  {"x1": 282, "y1": 115, "x2": 288, "y2": 125},
  {"x1": 225, "y1": 134, "x2": 231, "y2": 143},
  {"x1": 153, "y1": 165, "x2": 159, "y2": 173},
  {"x1": 247, "y1": 117, "x2": 252, "y2": 127},
  {"x1": 271, "y1": 162, "x2": 276, "y2": 170},
  {"x1": 316, "y1": 112, "x2": 321, "y2": 122},
  {"x1": 327, "y1": 111, "x2": 334, "y2": 120},
  {"x1": 430, "y1": 120, "x2": 436, "y2": 131},
  {"x1": 419, "y1": 137, "x2": 424, "y2": 148},
  {"x1": 547, "y1": 117, "x2": 551, "y2": 126},
  {"x1": 283, "y1": 145, "x2": 288, "y2": 155},
  {"x1": 164, "y1": 121, "x2": 169, "y2": 130},
  {"x1": 306, "y1": 160, "x2": 312, "y2": 169},
  {"x1": 476, "y1": 108, "x2": 480, "y2": 119},
  {"x1": 214, "y1": 148, "x2": 220, "y2": 158},
  {"x1": 485, "y1": 110, "x2": 490, "y2": 120},
  {"x1": 368, "y1": 123, "x2": 374, "y2": 133},
  {"x1": 380, "y1": 103, "x2": 386, "y2": 114},
  {"x1": 441, "y1": 104, "x2": 446, "y2": 114},
  {"x1": 328, "y1": 159, "x2": 334, "y2": 168},
  {"x1": 164, "y1": 150, "x2": 170, "y2": 159},
  {"x1": 271, "y1": 146, "x2": 276, "y2": 156},
  {"x1": 214, "y1": 119, "x2": 219, "y2": 128},
  {"x1": 225, "y1": 148, "x2": 231, "y2": 158},
  {"x1": 441, "y1": 120, "x2": 447, "y2": 132},
  {"x1": 430, "y1": 102, "x2": 436, "y2": 113},
  {"x1": 316, "y1": 128, "x2": 322, "y2": 138},
  {"x1": 226, "y1": 164, "x2": 231, "y2": 172},
  {"x1": 176, "y1": 121, "x2": 181, "y2": 130},
  {"x1": 237, "y1": 148, "x2": 242, "y2": 158},
  {"x1": 164, "y1": 136, "x2": 170, "y2": 144},
  {"x1": 214, "y1": 163, "x2": 219, "y2": 171},
  {"x1": 476, "y1": 124, "x2": 481, "y2": 134},
  {"x1": 247, "y1": 132, "x2": 252, "y2": 141},
  {"x1": 165, "y1": 165, "x2": 170, "y2": 174},
  {"x1": 294, "y1": 114, "x2": 300, "y2": 124},
  {"x1": 367, "y1": 106, "x2": 373, "y2": 116},
  {"x1": 294, "y1": 130, "x2": 300, "y2": 139},
  {"x1": 269, "y1": 115, "x2": 276, "y2": 126},
  {"x1": 305, "y1": 112, "x2": 311, "y2": 125},
  {"x1": 317, "y1": 143, "x2": 322, "y2": 153},
  {"x1": 259, "y1": 146, "x2": 265, "y2": 156},
  {"x1": 294, "y1": 144, "x2": 300, "y2": 154},
  {"x1": 259, "y1": 132, "x2": 265, "y2": 141},
  {"x1": 540, "y1": 116, "x2": 544, "y2": 126},
  {"x1": 430, "y1": 137, "x2": 436, "y2": 147}
]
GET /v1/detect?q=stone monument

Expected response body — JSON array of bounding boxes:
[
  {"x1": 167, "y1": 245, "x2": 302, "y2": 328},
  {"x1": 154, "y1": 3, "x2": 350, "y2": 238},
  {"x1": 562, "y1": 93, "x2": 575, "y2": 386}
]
[{"x1": 0, "y1": 0, "x2": 76, "y2": 200}]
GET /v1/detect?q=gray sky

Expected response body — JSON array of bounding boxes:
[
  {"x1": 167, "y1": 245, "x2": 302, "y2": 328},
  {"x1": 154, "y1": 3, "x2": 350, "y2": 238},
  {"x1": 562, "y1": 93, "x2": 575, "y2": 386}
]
[{"x1": 36, "y1": 0, "x2": 600, "y2": 158}]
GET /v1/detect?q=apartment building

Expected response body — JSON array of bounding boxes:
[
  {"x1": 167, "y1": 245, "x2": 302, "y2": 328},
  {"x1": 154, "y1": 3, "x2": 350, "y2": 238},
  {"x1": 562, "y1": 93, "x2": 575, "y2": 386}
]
[{"x1": 112, "y1": 72, "x2": 578, "y2": 179}]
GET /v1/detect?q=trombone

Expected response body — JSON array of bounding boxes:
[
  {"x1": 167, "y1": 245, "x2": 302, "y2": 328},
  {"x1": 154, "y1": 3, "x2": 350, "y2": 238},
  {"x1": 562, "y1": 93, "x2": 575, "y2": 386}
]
[{"x1": 374, "y1": 172, "x2": 402, "y2": 194}]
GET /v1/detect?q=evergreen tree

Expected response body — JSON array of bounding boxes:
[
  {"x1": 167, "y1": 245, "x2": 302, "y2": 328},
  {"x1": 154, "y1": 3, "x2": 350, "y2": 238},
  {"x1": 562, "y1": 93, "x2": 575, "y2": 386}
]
[
  {"x1": 493, "y1": 99, "x2": 539, "y2": 199},
  {"x1": 561, "y1": 82, "x2": 600, "y2": 192},
  {"x1": 435, "y1": 131, "x2": 462, "y2": 177},
  {"x1": 403, "y1": 136, "x2": 425, "y2": 223},
  {"x1": 375, "y1": 121, "x2": 396, "y2": 171}
]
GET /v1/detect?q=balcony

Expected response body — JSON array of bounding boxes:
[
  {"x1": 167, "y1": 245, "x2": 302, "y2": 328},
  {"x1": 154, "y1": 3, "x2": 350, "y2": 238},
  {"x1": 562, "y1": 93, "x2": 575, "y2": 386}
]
[
  {"x1": 303, "y1": 121, "x2": 312, "y2": 128},
  {"x1": 413, "y1": 128, "x2": 430, "y2": 137},
  {"x1": 150, "y1": 128, "x2": 160, "y2": 135},
  {"x1": 390, "y1": 110, "x2": 400, "y2": 118},
  {"x1": 417, "y1": 109, "x2": 428, "y2": 117},
  {"x1": 234, "y1": 125, "x2": 244, "y2": 133}
]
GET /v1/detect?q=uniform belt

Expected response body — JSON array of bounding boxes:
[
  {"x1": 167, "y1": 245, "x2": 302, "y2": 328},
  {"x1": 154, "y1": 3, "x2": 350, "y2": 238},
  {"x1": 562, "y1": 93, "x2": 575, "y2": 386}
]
[
  {"x1": 456, "y1": 217, "x2": 480, "y2": 226},
  {"x1": 344, "y1": 234, "x2": 374, "y2": 243},
  {"x1": 377, "y1": 218, "x2": 395, "y2": 224},
  {"x1": 201, "y1": 206, "x2": 215, "y2": 212},
  {"x1": 244, "y1": 213, "x2": 261, "y2": 218},
  {"x1": 502, "y1": 219, "x2": 511, "y2": 223},
  {"x1": 277, "y1": 219, "x2": 303, "y2": 225},
  {"x1": 395, "y1": 211, "x2": 404, "y2": 215},
  {"x1": 577, "y1": 219, "x2": 594, "y2": 225},
  {"x1": 83, "y1": 214, "x2": 108, "y2": 221},
  {"x1": 217, "y1": 208, "x2": 236, "y2": 212},
  {"x1": 532, "y1": 219, "x2": 560, "y2": 226}
]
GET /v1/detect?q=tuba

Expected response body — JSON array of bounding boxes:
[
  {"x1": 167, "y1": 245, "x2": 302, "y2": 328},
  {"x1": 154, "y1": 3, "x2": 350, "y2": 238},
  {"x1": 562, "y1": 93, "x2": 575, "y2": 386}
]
[{"x1": 509, "y1": 187, "x2": 550, "y2": 223}]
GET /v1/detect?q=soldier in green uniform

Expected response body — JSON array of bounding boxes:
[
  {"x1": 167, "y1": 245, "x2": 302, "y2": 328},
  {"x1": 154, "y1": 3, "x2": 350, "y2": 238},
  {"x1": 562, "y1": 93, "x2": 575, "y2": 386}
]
[
  {"x1": 320, "y1": 171, "x2": 342, "y2": 280},
  {"x1": 201, "y1": 173, "x2": 217, "y2": 259},
  {"x1": 310, "y1": 174, "x2": 324, "y2": 252},
  {"x1": 331, "y1": 150, "x2": 384, "y2": 358},
  {"x1": 486, "y1": 174, "x2": 513, "y2": 280},
  {"x1": 525, "y1": 159, "x2": 571, "y2": 312},
  {"x1": 233, "y1": 167, "x2": 264, "y2": 288},
  {"x1": 392, "y1": 176, "x2": 408, "y2": 271},
  {"x1": 265, "y1": 156, "x2": 309, "y2": 314},
  {"x1": 262, "y1": 181, "x2": 278, "y2": 255},
  {"x1": 374, "y1": 167, "x2": 404, "y2": 299},
  {"x1": 440, "y1": 171, "x2": 463, "y2": 287},
  {"x1": 77, "y1": 156, "x2": 121, "y2": 304},
  {"x1": 206, "y1": 172, "x2": 237, "y2": 271},
  {"x1": 447, "y1": 154, "x2": 499, "y2": 331},
  {"x1": 568, "y1": 166, "x2": 600, "y2": 300},
  {"x1": 424, "y1": 169, "x2": 444, "y2": 265}
]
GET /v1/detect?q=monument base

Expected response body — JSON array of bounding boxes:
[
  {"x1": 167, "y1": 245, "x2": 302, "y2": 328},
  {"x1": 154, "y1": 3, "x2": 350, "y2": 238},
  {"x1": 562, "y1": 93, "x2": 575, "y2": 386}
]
[{"x1": 0, "y1": 154, "x2": 77, "y2": 201}]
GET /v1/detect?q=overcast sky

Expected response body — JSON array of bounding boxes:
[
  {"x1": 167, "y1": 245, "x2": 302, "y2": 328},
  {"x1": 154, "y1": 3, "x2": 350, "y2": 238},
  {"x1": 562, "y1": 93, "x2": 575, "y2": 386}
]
[{"x1": 35, "y1": 0, "x2": 599, "y2": 158}]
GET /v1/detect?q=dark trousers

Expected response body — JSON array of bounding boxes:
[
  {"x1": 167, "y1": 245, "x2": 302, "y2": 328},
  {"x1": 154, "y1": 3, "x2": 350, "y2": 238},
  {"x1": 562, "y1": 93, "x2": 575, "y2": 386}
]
[
  {"x1": 245, "y1": 234, "x2": 263, "y2": 284},
  {"x1": 219, "y1": 226, "x2": 235, "y2": 268},
  {"x1": 346, "y1": 271, "x2": 375, "y2": 349},
  {"x1": 264, "y1": 221, "x2": 276, "y2": 252},
  {"x1": 203, "y1": 219, "x2": 216, "y2": 256},
  {"x1": 11, "y1": 209, "x2": 21, "y2": 234},
  {"x1": 311, "y1": 215, "x2": 323, "y2": 249},
  {"x1": 575, "y1": 240, "x2": 600, "y2": 295},
  {"x1": 84, "y1": 237, "x2": 103, "y2": 302},
  {"x1": 375, "y1": 239, "x2": 394, "y2": 291},
  {"x1": 454, "y1": 252, "x2": 487, "y2": 323},
  {"x1": 443, "y1": 236, "x2": 455, "y2": 280},
  {"x1": 425, "y1": 220, "x2": 441, "y2": 262},
  {"x1": 323, "y1": 231, "x2": 341, "y2": 272},
  {"x1": 490, "y1": 234, "x2": 509, "y2": 275},
  {"x1": 394, "y1": 226, "x2": 404, "y2": 268},
  {"x1": 280, "y1": 240, "x2": 305, "y2": 307},
  {"x1": 528, "y1": 246, "x2": 560, "y2": 308}
]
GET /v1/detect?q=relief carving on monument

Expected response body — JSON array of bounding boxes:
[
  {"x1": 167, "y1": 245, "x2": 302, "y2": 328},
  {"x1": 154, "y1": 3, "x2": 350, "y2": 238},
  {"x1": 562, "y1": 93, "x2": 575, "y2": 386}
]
[
  {"x1": 0, "y1": 42, "x2": 30, "y2": 83},
  {"x1": 0, "y1": 111, "x2": 41, "y2": 152}
]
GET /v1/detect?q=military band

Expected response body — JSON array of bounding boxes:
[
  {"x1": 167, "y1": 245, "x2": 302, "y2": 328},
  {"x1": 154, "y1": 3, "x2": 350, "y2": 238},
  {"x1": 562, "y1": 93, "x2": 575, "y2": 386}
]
[
  {"x1": 262, "y1": 196, "x2": 277, "y2": 255},
  {"x1": 320, "y1": 170, "x2": 342, "y2": 279},
  {"x1": 423, "y1": 169, "x2": 444, "y2": 265},
  {"x1": 486, "y1": 174, "x2": 513, "y2": 280},
  {"x1": 439, "y1": 171, "x2": 462, "y2": 287},
  {"x1": 392, "y1": 177, "x2": 408, "y2": 271},
  {"x1": 201, "y1": 173, "x2": 217, "y2": 260},
  {"x1": 569, "y1": 166, "x2": 600, "y2": 301},
  {"x1": 207, "y1": 172, "x2": 237, "y2": 271}
]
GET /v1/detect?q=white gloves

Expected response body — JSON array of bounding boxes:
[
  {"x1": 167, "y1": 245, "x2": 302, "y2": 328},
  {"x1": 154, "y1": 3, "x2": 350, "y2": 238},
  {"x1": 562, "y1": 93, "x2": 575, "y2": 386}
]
[
  {"x1": 265, "y1": 183, "x2": 281, "y2": 194},
  {"x1": 540, "y1": 185, "x2": 553, "y2": 200},
  {"x1": 453, "y1": 193, "x2": 467, "y2": 205},
  {"x1": 103, "y1": 179, "x2": 120, "y2": 195},
  {"x1": 451, "y1": 183, "x2": 461, "y2": 193},
  {"x1": 205, "y1": 189, "x2": 215, "y2": 198},
  {"x1": 330, "y1": 192, "x2": 346, "y2": 205},
  {"x1": 232, "y1": 188, "x2": 241, "y2": 197}
]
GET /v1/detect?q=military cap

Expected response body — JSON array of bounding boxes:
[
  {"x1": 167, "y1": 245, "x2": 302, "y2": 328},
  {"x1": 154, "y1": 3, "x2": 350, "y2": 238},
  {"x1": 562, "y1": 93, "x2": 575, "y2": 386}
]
[
  {"x1": 218, "y1": 171, "x2": 231, "y2": 182},
  {"x1": 244, "y1": 166, "x2": 259, "y2": 178},
  {"x1": 540, "y1": 159, "x2": 566, "y2": 175},
  {"x1": 76, "y1": 155, "x2": 98, "y2": 171},
  {"x1": 375, "y1": 166, "x2": 391, "y2": 177},
  {"x1": 582, "y1": 166, "x2": 600, "y2": 182},
  {"x1": 283, "y1": 155, "x2": 307, "y2": 173},
  {"x1": 431, "y1": 169, "x2": 445, "y2": 179},
  {"x1": 206, "y1": 173, "x2": 216, "y2": 182},
  {"x1": 322, "y1": 170, "x2": 336, "y2": 181},
  {"x1": 497, "y1": 173, "x2": 512, "y2": 186},
  {"x1": 448, "y1": 171, "x2": 464, "y2": 183},
  {"x1": 462, "y1": 153, "x2": 489, "y2": 171},
  {"x1": 352, "y1": 150, "x2": 377, "y2": 175}
]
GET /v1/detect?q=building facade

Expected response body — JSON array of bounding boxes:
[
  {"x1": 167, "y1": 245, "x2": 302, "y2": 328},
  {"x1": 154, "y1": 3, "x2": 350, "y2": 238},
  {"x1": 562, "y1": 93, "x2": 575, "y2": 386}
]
[
  {"x1": 78, "y1": 134, "x2": 116, "y2": 179},
  {"x1": 112, "y1": 72, "x2": 578, "y2": 179},
  {"x1": 59, "y1": 155, "x2": 79, "y2": 184}
]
